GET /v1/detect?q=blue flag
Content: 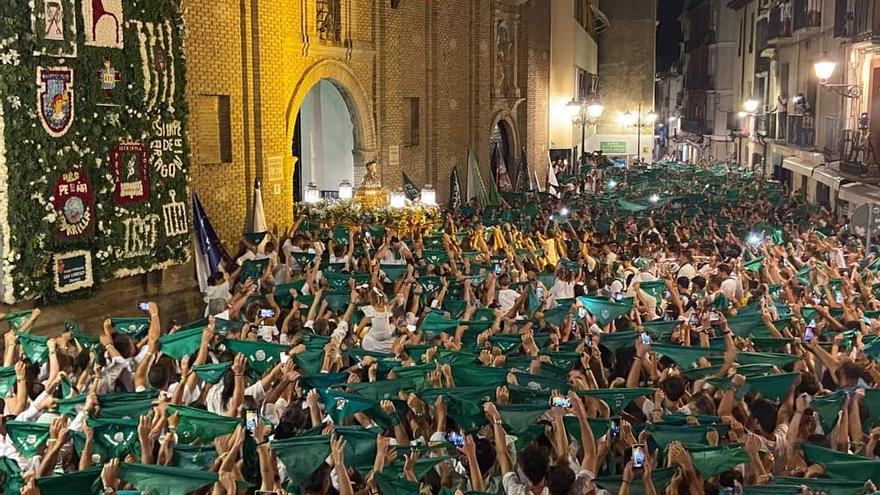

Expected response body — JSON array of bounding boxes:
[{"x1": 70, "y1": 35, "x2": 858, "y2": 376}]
[{"x1": 192, "y1": 193, "x2": 234, "y2": 291}]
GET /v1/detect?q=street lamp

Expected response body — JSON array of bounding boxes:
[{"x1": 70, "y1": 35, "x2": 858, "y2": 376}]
[
  {"x1": 734, "y1": 99, "x2": 760, "y2": 169},
  {"x1": 566, "y1": 96, "x2": 604, "y2": 165},
  {"x1": 743, "y1": 99, "x2": 760, "y2": 114},
  {"x1": 813, "y1": 56, "x2": 861, "y2": 98},
  {"x1": 304, "y1": 182, "x2": 322, "y2": 204},
  {"x1": 619, "y1": 104, "x2": 656, "y2": 164}
]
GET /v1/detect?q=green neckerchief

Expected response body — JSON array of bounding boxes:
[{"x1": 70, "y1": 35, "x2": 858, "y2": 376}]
[
  {"x1": 274, "y1": 280, "x2": 307, "y2": 308},
  {"x1": 686, "y1": 444, "x2": 750, "y2": 477},
  {"x1": 5, "y1": 420, "x2": 49, "y2": 457},
  {"x1": 243, "y1": 231, "x2": 267, "y2": 246},
  {"x1": 380, "y1": 264, "x2": 408, "y2": 282},
  {"x1": 324, "y1": 291, "x2": 351, "y2": 312},
  {"x1": 593, "y1": 467, "x2": 676, "y2": 495},
  {"x1": 290, "y1": 251, "x2": 316, "y2": 268},
  {"x1": 319, "y1": 389, "x2": 379, "y2": 424},
  {"x1": 375, "y1": 471, "x2": 420, "y2": 495},
  {"x1": 773, "y1": 476, "x2": 868, "y2": 495},
  {"x1": 335, "y1": 426, "x2": 379, "y2": 474},
  {"x1": 385, "y1": 455, "x2": 453, "y2": 482},
  {"x1": 577, "y1": 296, "x2": 633, "y2": 326},
  {"x1": 36, "y1": 465, "x2": 103, "y2": 495},
  {"x1": 423, "y1": 250, "x2": 450, "y2": 266},
  {"x1": 111, "y1": 317, "x2": 151, "y2": 338},
  {"x1": 420, "y1": 311, "x2": 461, "y2": 336},
  {"x1": 88, "y1": 417, "x2": 140, "y2": 459},
  {"x1": 639, "y1": 280, "x2": 667, "y2": 303},
  {"x1": 225, "y1": 339, "x2": 290, "y2": 376},
  {"x1": 166, "y1": 405, "x2": 240, "y2": 444},
  {"x1": 743, "y1": 257, "x2": 764, "y2": 273},
  {"x1": 0, "y1": 456, "x2": 23, "y2": 495},
  {"x1": 452, "y1": 364, "x2": 509, "y2": 388},
  {"x1": 158, "y1": 327, "x2": 203, "y2": 360},
  {"x1": 117, "y1": 462, "x2": 229, "y2": 495},
  {"x1": 347, "y1": 379, "x2": 411, "y2": 401},
  {"x1": 240, "y1": 258, "x2": 269, "y2": 283},
  {"x1": 271, "y1": 433, "x2": 331, "y2": 483},
  {"x1": 192, "y1": 361, "x2": 232, "y2": 384},
  {"x1": 15, "y1": 331, "x2": 49, "y2": 364},
  {"x1": 298, "y1": 372, "x2": 349, "y2": 391},
  {"x1": 749, "y1": 337, "x2": 794, "y2": 352},
  {"x1": 599, "y1": 330, "x2": 638, "y2": 351},
  {"x1": 171, "y1": 443, "x2": 218, "y2": 470},
  {"x1": 822, "y1": 459, "x2": 880, "y2": 483},
  {"x1": 498, "y1": 403, "x2": 548, "y2": 433},
  {"x1": 642, "y1": 319, "x2": 680, "y2": 341},
  {"x1": 715, "y1": 372, "x2": 799, "y2": 402},
  {"x1": 0, "y1": 366, "x2": 16, "y2": 397},
  {"x1": 3, "y1": 310, "x2": 33, "y2": 330},
  {"x1": 643, "y1": 423, "x2": 727, "y2": 449},
  {"x1": 576, "y1": 388, "x2": 653, "y2": 415},
  {"x1": 324, "y1": 272, "x2": 352, "y2": 292},
  {"x1": 801, "y1": 442, "x2": 869, "y2": 465},
  {"x1": 650, "y1": 342, "x2": 718, "y2": 369},
  {"x1": 811, "y1": 390, "x2": 847, "y2": 432},
  {"x1": 735, "y1": 351, "x2": 800, "y2": 368}
]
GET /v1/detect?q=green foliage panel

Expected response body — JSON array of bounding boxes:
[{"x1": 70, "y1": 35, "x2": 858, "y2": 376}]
[{"x1": 0, "y1": 0, "x2": 190, "y2": 302}]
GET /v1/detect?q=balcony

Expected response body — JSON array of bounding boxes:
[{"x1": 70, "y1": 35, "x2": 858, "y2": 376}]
[
  {"x1": 787, "y1": 114, "x2": 816, "y2": 148},
  {"x1": 823, "y1": 116, "x2": 857, "y2": 159},
  {"x1": 835, "y1": 0, "x2": 880, "y2": 42},
  {"x1": 761, "y1": 111, "x2": 788, "y2": 141},
  {"x1": 768, "y1": 2, "x2": 793, "y2": 41},
  {"x1": 792, "y1": 0, "x2": 821, "y2": 32},
  {"x1": 682, "y1": 119, "x2": 711, "y2": 135}
]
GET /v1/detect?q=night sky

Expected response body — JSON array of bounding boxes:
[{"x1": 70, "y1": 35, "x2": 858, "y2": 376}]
[{"x1": 656, "y1": 0, "x2": 685, "y2": 72}]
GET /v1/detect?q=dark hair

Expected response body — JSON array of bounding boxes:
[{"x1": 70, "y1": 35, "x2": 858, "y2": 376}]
[
  {"x1": 474, "y1": 436, "x2": 496, "y2": 474},
  {"x1": 519, "y1": 444, "x2": 550, "y2": 485},
  {"x1": 750, "y1": 398, "x2": 779, "y2": 434},
  {"x1": 301, "y1": 462, "x2": 331, "y2": 494},
  {"x1": 546, "y1": 464, "x2": 576, "y2": 495},
  {"x1": 660, "y1": 375, "x2": 687, "y2": 402}
]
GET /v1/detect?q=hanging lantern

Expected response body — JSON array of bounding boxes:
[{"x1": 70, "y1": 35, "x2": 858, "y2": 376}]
[{"x1": 304, "y1": 182, "x2": 321, "y2": 204}]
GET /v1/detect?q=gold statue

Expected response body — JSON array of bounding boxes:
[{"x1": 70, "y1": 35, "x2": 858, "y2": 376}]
[{"x1": 354, "y1": 160, "x2": 389, "y2": 208}]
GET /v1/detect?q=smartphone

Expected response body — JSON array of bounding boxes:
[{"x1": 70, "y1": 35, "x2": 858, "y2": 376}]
[
  {"x1": 614, "y1": 292, "x2": 624, "y2": 301},
  {"x1": 610, "y1": 420, "x2": 620, "y2": 439},
  {"x1": 259, "y1": 308, "x2": 275, "y2": 319},
  {"x1": 804, "y1": 323, "x2": 815, "y2": 344},
  {"x1": 583, "y1": 336, "x2": 592, "y2": 347},
  {"x1": 640, "y1": 332, "x2": 652, "y2": 345},
  {"x1": 245, "y1": 410, "x2": 258, "y2": 434},
  {"x1": 138, "y1": 302, "x2": 150, "y2": 312},
  {"x1": 835, "y1": 291, "x2": 844, "y2": 303},
  {"x1": 709, "y1": 311, "x2": 720, "y2": 322},
  {"x1": 494, "y1": 263, "x2": 503, "y2": 275},
  {"x1": 632, "y1": 444, "x2": 646, "y2": 469},
  {"x1": 551, "y1": 396, "x2": 571, "y2": 408},
  {"x1": 365, "y1": 231, "x2": 371, "y2": 238},
  {"x1": 662, "y1": 290, "x2": 672, "y2": 299},
  {"x1": 577, "y1": 306, "x2": 588, "y2": 319},
  {"x1": 446, "y1": 431, "x2": 465, "y2": 448}
]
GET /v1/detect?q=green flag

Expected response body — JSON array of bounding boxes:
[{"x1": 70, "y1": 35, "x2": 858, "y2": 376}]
[
  {"x1": 420, "y1": 311, "x2": 461, "y2": 336},
  {"x1": 118, "y1": 462, "x2": 220, "y2": 495},
  {"x1": 158, "y1": 327, "x2": 203, "y2": 360},
  {"x1": 5, "y1": 420, "x2": 50, "y2": 458},
  {"x1": 16, "y1": 331, "x2": 49, "y2": 364},
  {"x1": 577, "y1": 296, "x2": 633, "y2": 326},
  {"x1": 271, "y1": 434, "x2": 331, "y2": 483},
  {"x1": 810, "y1": 390, "x2": 846, "y2": 432},
  {"x1": 225, "y1": 339, "x2": 289, "y2": 375},
  {"x1": 743, "y1": 257, "x2": 764, "y2": 273},
  {"x1": 599, "y1": 330, "x2": 638, "y2": 351},
  {"x1": 745, "y1": 372, "x2": 798, "y2": 401},
  {"x1": 0, "y1": 366, "x2": 16, "y2": 397},
  {"x1": 192, "y1": 361, "x2": 232, "y2": 384},
  {"x1": 380, "y1": 264, "x2": 408, "y2": 282},
  {"x1": 375, "y1": 470, "x2": 421, "y2": 495},
  {"x1": 167, "y1": 404, "x2": 240, "y2": 444}
]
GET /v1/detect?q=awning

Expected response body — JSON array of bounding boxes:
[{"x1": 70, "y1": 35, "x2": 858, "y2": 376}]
[
  {"x1": 838, "y1": 182, "x2": 880, "y2": 207},
  {"x1": 782, "y1": 156, "x2": 820, "y2": 177},
  {"x1": 811, "y1": 165, "x2": 848, "y2": 191}
]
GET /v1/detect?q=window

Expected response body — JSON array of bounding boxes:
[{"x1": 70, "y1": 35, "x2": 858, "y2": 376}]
[
  {"x1": 404, "y1": 97, "x2": 420, "y2": 146},
  {"x1": 193, "y1": 95, "x2": 232, "y2": 164},
  {"x1": 316, "y1": 0, "x2": 341, "y2": 42},
  {"x1": 576, "y1": 69, "x2": 598, "y2": 100}
]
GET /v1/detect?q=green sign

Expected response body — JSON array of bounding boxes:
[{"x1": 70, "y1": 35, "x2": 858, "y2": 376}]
[{"x1": 600, "y1": 141, "x2": 628, "y2": 154}]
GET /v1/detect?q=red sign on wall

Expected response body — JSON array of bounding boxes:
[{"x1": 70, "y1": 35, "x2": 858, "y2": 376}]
[{"x1": 110, "y1": 140, "x2": 149, "y2": 204}]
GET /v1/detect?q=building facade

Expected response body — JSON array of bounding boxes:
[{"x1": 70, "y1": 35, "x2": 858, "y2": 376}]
[
  {"x1": 588, "y1": 0, "x2": 657, "y2": 164},
  {"x1": 184, "y1": 0, "x2": 554, "y2": 247}
]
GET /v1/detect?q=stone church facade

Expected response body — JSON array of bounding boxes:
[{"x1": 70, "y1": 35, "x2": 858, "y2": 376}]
[{"x1": 184, "y1": 0, "x2": 552, "y2": 244}]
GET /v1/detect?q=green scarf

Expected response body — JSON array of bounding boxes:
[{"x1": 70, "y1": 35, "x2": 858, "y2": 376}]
[
  {"x1": 498, "y1": 403, "x2": 549, "y2": 433},
  {"x1": 650, "y1": 342, "x2": 717, "y2": 369},
  {"x1": 191, "y1": 361, "x2": 232, "y2": 384},
  {"x1": 319, "y1": 389, "x2": 379, "y2": 424},
  {"x1": 158, "y1": 327, "x2": 204, "y2": 360},
  {"x1": 88, "y1": 417, "x2": 139, "y2": 459},
  {"x1": 271, "y1": 434, "x2": 331, "y2": 482},
  {"x1": 225, "y1": 339, "x2": 289, "y2": 375},
  {"x1": 167, "y1": 404, "x2": 240, "y2": 444},
  {"x1": 110, "y1": 317, "x2": 151, "y2": 338},
  {"x1": 687, "y1": 444, "x2": 749, "y2": 477},
  {"x1": 117, "y1": 462, "x2": 221, "y2": 495},
  {"x1": 577, "y1": 388, "x2": 653, "y2": 414},
  {"x1": 577, "y1": 296, "x2": 633, "y2": 326},
  {"x1": 5, "y1": 420, "x2": 50, "y2": 458}
]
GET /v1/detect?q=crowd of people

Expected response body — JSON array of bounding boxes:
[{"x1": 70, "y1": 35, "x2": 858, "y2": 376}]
[{"x1": 2, "y1": 159, "x2": 880, "y2": 495}]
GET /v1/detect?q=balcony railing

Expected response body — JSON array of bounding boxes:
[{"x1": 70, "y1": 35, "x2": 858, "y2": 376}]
[
  {"x1": 769, "y1": 2, "x2": 793, "y2": 39},
  {"x1": 793, "y1": 0, "x2": 822, "y2": 31},
  {"x1": 824, "y1": 116, "x2": 857, "y2": 158},
  {"x1": 787, "y1": 114, "x2": 816, "y2": 148},
  {"x1": 836, "y1": 0, "x2": 880, "y2": 42}
]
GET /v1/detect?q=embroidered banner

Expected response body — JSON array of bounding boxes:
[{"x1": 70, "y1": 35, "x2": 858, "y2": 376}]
[
  {"x1": 110, "y1": 141, "x2": 149, "y2": 204},
  {"x1": 82, "y1": 0, "x2": 124, "y2": 48},
  {"x1": 53, "y1": 250, "x2": 94, "y2": 293},
  {"x1": 52, "y1": 169, "x2": 94, "y2": 239},
  {"x1": 36, "y1": 66, "x2": 74, "y2": 137},
  {"x1": 32, "y1": 0, "x2": 77, "y2": 57}
]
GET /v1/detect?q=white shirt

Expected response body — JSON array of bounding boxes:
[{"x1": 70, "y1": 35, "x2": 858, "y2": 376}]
[
  {"x1": 361, "y1": 306, "x2": 394, "y2": 353},
  {"x1": 205, "y1": 380, "x2": 266, "y2": 415},
  {"x1": 497, "y1": 288, "x2": 520, "y2": 314}
]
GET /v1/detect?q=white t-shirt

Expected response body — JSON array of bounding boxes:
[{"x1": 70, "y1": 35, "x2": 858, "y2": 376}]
[
  {"x1": 497, "y1": 288, "x2": 520, "y2": 314},
  {"x1": 361, "y1": 305, "x2": 394, "y2": 353}
]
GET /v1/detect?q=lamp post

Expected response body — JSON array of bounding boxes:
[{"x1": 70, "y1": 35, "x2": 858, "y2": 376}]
[
  {"x1": 814, "y1": 56, "x2": 861, "y2": 98},
  {"x1": 566, "y1": 96, "x2": 604, "y2": 165},
  {"x1": 619, "y1": 103, "x2": 657, "y2": 164}
]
